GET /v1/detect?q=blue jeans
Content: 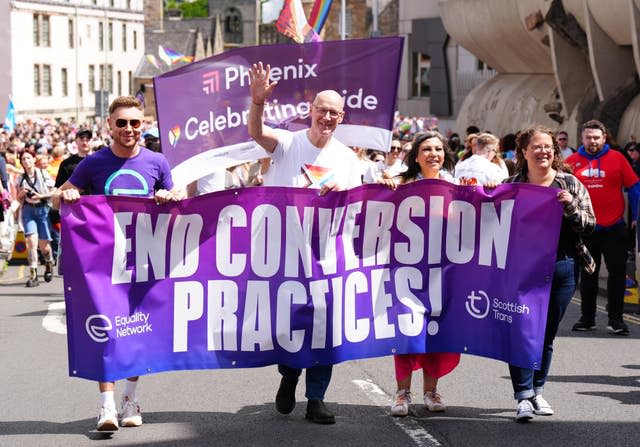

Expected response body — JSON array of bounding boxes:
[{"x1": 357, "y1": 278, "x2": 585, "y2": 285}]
[
  {"x1": 278, "y1": 364, "x2": 333, "y2": 400},
  {"x1": 509, "y1": 257, "x2": 578, "y2": 400}
]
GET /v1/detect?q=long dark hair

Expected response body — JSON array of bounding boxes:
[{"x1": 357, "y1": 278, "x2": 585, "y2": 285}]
[
  {"x1": 514, "y1": 126, "x2": 568, "y2": 176},
  {"x1": 400, "y1": 131, "x2": 456, "y2": 183}
]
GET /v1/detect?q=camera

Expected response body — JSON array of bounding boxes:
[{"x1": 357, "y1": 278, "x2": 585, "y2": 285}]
[{"x1": 26, "y1": 190, "x2": 36, "y2": 198}]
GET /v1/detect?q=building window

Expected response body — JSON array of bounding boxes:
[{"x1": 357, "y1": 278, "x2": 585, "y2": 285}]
[
  {"x1": 34, "y1": 65, "x2": 41, "y2": 96},
  {"x1": 42, "y1": 16, "x2": 50, "y2": 46},
  {"x1": 33, "y1": 14, "x2": 39, "y2": 46},
  {"x1": 133, "y1": 30, "x2": 137, "y2": 50},
  {"x1": 412, "y1": 53, "x2": 431, "y2": 97},
  {"x1": 69, "y1": 19, "x2": 75, "y2": 48},
  {"x1": 89, "y1": 65, "x2": 95, "y2": 92},
  {"x1": 78, "y1": 83, "x2": 83, "y2": 99},
  {"x1": 33, "y1": 14, "x2": 50, "y2": 47},
  {"x1": 224, "y1": 7, "x2": 243, "y2": 44},
  {"x1": 99, "y1": 22, "x2": 104, "y2": 51},
  {"x1": 100, "y1": 64, "x2": 113, "y2": 92},
  {"x1": 128, "y1": 71, "x2": 132, "y2": 95},
  {"x1": 117, "y1": 71, "x2": 122, "y2": 96},
  {"x1": 43, "y1": 65, "x2": 52, "y2": 96},
  {"x1": 62, "y1": 68, "x2": 68, "y2": 96},
  {"x1": 108, "y1": 65, "x2": 113, "y2": 93},
  {"x1": 108, "y1": 22, "x2": 113, "y2": 51},
  {"x1": 122, "y1": 24, "x2": 126, "y2": 52}
]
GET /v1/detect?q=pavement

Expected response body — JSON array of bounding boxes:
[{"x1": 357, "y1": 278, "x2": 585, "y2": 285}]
[{"x1": 0, "y1": 263, "x2": 638, "y2": 447}]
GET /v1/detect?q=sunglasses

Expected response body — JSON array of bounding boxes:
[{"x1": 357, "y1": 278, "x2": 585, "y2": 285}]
[
  {"x1": 115, "y1": 119, "x2": 142, "y2": 129},
  {"x1": 390, "y1": 146, "x2": 402, "y2": 152}
]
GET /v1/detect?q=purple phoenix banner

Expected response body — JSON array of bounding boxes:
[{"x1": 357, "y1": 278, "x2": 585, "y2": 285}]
[
  {"x1": 62, "y1": 181, "x2": 562, "y2": 382},
  {"x1": 153, "y1": 37, "x2": 403, "y2": 186}
]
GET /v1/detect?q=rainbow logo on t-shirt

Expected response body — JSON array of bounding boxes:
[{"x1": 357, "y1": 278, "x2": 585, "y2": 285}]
[
  {"x1": 168, "y1": 125, "x2": 181, "y2": 148},
  {"x1": 301, "y1": 164, "x2": 334, "y2": 188}
]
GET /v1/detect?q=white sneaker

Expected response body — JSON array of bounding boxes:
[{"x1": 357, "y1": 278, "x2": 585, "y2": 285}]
[
  {"x1": 96, "y1": 406, "x2": 119, "y2": 431},
  {"x1": 390, "y1": 389, "x2": 412, "y2": 417},
  {"x1": 119, "y1": 396, "x2": 142, "y2": 427},
  {"x1": 516, "y1": 399, "x2": 534, "y2": 421},
  {"x1": 423, "y1": 390, "x2": 446, "y2": 412},
  {"x1": 532, "y1": 394, "x2": 554, "y2": 415}
]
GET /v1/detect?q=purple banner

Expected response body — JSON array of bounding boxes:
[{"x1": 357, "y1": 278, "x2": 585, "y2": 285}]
[
  {"x1": 62, "y1": 181, "x2": 562, "y2": 382},
  {"x1": 153, "y1": 37, "x2": 403, "y2": 186}
]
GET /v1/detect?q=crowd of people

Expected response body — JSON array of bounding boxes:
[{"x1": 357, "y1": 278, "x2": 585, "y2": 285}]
[{"x1": 2, "y1": 68, "x2": 637, "y2": 432}]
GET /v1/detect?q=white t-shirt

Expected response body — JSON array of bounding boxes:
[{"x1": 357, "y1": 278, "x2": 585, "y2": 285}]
[
  {"x1": 196, "y1": 169, "x2": 232, "y2": 195},
  {"x1": 363, "y1": 159, "x2": 407, "y2": 184},
  {"x1": 266, "y1": 129, "x2": 362, "y2": 189},
  {"x1": 454, "y1": 154, "x2": 507, "y2": 184}
]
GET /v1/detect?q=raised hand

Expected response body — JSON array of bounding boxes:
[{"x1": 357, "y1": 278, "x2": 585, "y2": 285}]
[{"x1": 249, "y1": 62, "x2": 278, "y2": 105}]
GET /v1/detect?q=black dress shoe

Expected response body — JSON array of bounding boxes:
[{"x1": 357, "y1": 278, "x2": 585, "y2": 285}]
[
  {"x1": 305, "y1": 399, "x2": 335, "y2": 424},
  {"x1": 275, "y1": 378, "x2": 297, "y2": 414}
]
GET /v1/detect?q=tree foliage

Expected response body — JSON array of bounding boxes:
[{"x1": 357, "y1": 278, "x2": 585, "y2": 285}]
[{"x1": 166, "y1": 0, "x2": 209, "y2": 19}]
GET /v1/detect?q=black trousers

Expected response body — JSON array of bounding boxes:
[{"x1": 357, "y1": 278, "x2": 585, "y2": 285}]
[{"x1": 579, "y1": 223, "x2": 628, "y2": 324}]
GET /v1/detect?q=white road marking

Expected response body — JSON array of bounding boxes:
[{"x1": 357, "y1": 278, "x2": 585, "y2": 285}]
[
  {"x1": 352, "y1": 379, "x2": 442, "y2": 447},
  {"x1": 42, "y1": 301, "x2": 67, "y2": 334}
]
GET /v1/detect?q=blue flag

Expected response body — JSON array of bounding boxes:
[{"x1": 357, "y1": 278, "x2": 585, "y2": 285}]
[{"x1": 3, "y1": 99, "x2": 15, "y2": 133}]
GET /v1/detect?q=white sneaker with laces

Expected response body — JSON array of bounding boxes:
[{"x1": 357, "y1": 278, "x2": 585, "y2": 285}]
[
  {"x1": 390, "y1": 389, "x2": 412, "y2": 417},
  {"x1": 423, "y1": 390, "x2": 446, "y2": 412},
  {"x1": 516, "y1": 399, "x2": 534, "y2": 421},
  {"x1": 96, "y1": 406, "x2": 119, "y2": 431},
  {"x1": 119, "y1": 396, "x2": 142, "y2": 427},
  {"x1": 532, "y1": 394, "x2": 554, "y2": 415}
]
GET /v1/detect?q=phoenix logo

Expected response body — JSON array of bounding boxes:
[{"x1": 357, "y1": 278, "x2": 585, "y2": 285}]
[{"x1": 168, "y1": 125, "x2": 181, "y2": 147}]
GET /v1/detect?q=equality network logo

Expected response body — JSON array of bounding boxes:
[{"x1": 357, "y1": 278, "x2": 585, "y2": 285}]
[
  {"x1": 465, "y1": 290, "x2": 491, "y2": 319},
  {"x1": 85, "y1": 314, "x2": 112, "y2": 343}
]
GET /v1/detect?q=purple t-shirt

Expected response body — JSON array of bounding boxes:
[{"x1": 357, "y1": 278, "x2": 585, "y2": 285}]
[{"x1": 69, "y1": 147, "x2": 174, "y2": 196}]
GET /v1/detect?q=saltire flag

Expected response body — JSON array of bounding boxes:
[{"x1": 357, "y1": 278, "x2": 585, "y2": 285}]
[
  {"x1": 308, "y1": 0, "x2": 333, "y2": 34},
  {"x1": 159, "y1": 45, "x2": 194, "y2": 66},
  {"x1": 276, "y1": 0, "x2": 321, "y2": 43},
  {"x1": 146, "y1": 54, "x2": 160, "y2": 69},
  {"x1": 3, "y1": 99, "x2": 15, "y2": 133}
]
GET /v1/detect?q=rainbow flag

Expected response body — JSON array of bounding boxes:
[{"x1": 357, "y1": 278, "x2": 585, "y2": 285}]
[
  {"x1": 308, "y1": 0, "x2": 333, "y2": 34},
  {"x1": 158, "y1": 45, "x2": 194, "y2": 66},
  {"x1": 146, "y1": 54, "x2": 160, "y2": 69},
  {"x1": 276, "y1": 0, "x2": 321, "y2": 44}
]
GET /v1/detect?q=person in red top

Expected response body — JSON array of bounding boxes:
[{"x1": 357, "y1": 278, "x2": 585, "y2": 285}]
[{"x1": 565, "y1": 120, "x2": 638, "y2": 335}]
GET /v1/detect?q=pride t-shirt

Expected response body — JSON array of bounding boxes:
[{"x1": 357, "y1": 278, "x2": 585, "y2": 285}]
[{"x1": 69, "y1": 146, "x2": 174, "y2": 196}]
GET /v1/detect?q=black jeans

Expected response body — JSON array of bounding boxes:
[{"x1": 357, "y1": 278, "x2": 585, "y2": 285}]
[{"x1": 579, "y1": 223, "x2": 628, "y2": 324}]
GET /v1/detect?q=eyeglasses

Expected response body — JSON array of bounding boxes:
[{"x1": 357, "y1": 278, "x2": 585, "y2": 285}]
[
  {"x1": 531, "y1": 144, "x2": 554, "y2": 152},
  {"x1": 115, "y1": 119, "x2": 142, "y2": 129},
  {"x1": 313, "y1": 106, "x2": 343, "y2": 119}
]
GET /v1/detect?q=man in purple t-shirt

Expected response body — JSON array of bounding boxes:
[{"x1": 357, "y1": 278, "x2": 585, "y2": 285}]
[{"x1": 54, "y1": 96, "x2": 183, "y2": 432}]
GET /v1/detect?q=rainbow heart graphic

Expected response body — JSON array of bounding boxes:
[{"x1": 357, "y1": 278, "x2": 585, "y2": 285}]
[{"x1": 168, "y1": 125, "x2": 181, "y2": 147}]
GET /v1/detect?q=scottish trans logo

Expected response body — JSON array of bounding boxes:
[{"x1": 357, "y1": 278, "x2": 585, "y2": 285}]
[
  {"x1": 466, "y1": 290, "x2": 531, "y2": 324},
  {"x1": 86, "y1": 314, "x2": 112, "y2": 343},
  {"x1": 465, "y1": 290, "x2": 491, "y2": 319}
]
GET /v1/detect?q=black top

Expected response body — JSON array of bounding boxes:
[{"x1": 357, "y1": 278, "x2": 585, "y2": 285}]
[{"x1": 55, "y1": 154, "x2": 86, "y2": 188}]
